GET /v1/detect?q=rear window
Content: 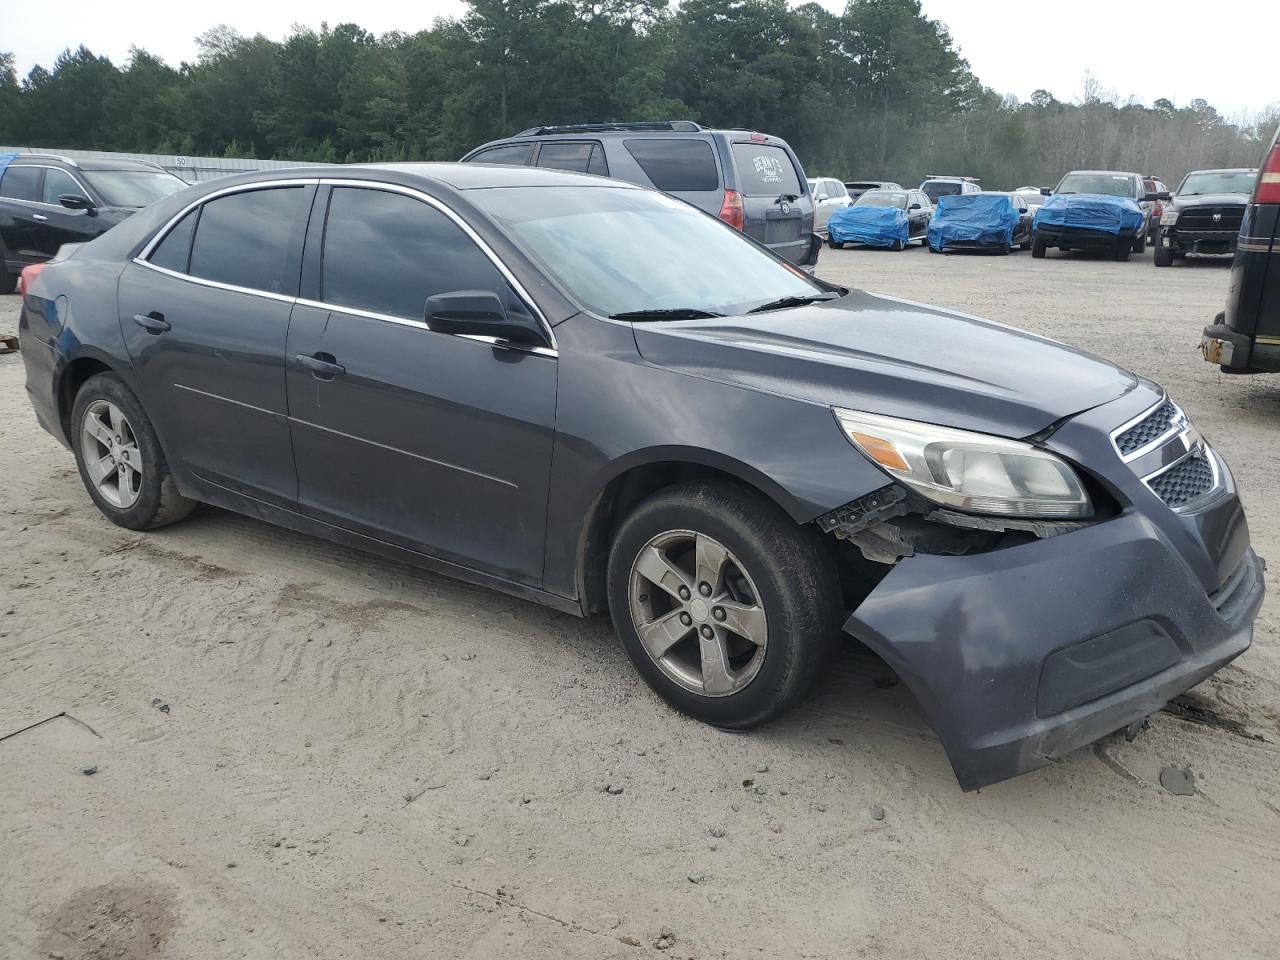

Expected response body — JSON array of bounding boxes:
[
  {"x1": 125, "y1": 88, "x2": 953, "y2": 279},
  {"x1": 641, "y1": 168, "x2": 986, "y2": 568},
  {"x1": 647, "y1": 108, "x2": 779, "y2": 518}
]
[
  {"x1": 0, "y1": 165, "x2": 41, "y2": 202},
  {"x1": 622, "y1": 139, "x2": 719, "y2": 192},
  {"x1": 730, "y1": 143, "x2": 802, "y2": 197},
  {"x1": 923, "y1": 181, "x2": 963, "y2": 202},
  {"x1": 468, "y1": 143, "x2": 534, "y2": 166},
  {"x1": 536, "y1": 141, "x2": 608, "y2": 176}
]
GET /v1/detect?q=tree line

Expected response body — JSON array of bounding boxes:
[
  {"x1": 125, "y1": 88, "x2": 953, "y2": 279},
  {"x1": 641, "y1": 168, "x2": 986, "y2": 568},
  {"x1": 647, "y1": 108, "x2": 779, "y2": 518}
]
[{"x1": 1, "y1": 0, "x2": 1275, "y2": 189}]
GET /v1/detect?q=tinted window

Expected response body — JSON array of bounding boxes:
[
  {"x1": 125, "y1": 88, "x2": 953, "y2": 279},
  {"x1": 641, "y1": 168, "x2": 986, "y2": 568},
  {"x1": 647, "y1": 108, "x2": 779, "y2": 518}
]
[
  {"x1": 82, "y1": 170, "x2": 185, "y2": 207},
  {"x1": 468, "y1": 144, "x2": 534, "y2": 166},
  {"x1": 830, "y1": 181, "x2": 848, "y2": 199},
  {"x1": 622, "y1": 139, "x2": 719, "y2": 192},
  {"x1": 149, "y1": 210, "x2": 198, "y2": 273},
  {"x1": 730, "y1": 143, "x2": 802, "y2": 197},
  {"x1": 537, "y1": 141, "x2": 607, "y2": 176},
  {"x1": 1054, "y1": 173, "x2": 1136, "y2": 198},
  {"x1": 0, "y1": 165, "x2": 41, "y2": 202},
  {"x1": 321, "y1": 187, "x2": 515, "y2": 322},
  {"x1": 42, "y1": 168, "x2": 86, "y2": 205},
  {"x1": 188, "y1": 187, "x2": 306, "y2": 294},
  {"x1": 923, "y1": 181, "x2": 963, "y2": 202}
]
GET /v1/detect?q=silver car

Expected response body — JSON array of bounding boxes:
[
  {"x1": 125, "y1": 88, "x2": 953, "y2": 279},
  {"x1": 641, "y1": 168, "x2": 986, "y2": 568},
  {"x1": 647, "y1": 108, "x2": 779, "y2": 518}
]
[{"x1": 807, "y1": 177, "x2": 853, "y2": 237}]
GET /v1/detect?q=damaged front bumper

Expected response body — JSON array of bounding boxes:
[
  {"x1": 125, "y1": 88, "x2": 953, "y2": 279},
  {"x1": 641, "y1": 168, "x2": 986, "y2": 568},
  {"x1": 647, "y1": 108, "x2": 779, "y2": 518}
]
[{"x1": 829, "y1": 389, "x2": 1264, "y2": 790}]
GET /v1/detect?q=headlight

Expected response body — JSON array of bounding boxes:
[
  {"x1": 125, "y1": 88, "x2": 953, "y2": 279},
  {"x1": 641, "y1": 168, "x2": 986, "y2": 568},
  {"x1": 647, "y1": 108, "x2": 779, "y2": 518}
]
[
  {"x1": 834, "y1": 408, "x2": 1093, "y2": 518},
  {"x1": 1161, "y1": 207, "x2": 1179, "y2": 225}
]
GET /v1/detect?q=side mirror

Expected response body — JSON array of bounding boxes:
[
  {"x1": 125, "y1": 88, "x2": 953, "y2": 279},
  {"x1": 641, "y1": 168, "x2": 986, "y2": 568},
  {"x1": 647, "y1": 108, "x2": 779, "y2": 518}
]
[
  {"x1": 425, "y1": 290, "x2": 545, "y2": 347},
  {"x1": 59, "y1": 194, "x2": 97, "y2": 215},
  {"x1": 815, "y1": 193, "x2": 829, "y2": 202},
  {"x1": 1040, "y1": 187, "x2": 1052, "y2": 196},
  {"x1": 909, "y1": 202, "x2": 922, "y2": 210}
]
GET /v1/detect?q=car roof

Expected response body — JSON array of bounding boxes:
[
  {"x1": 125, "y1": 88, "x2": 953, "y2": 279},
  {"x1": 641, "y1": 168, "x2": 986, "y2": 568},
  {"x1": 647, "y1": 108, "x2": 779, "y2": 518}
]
[
  {"x1": 1183, "y1": 167, "x2": 1257, "y2": 176},
  {"x1": 8, "y1": 156, "x2": 168, "y2": 173},
  {"x1": 352, "y1": 162, "x2": 636, "y2": 191},
  {"x1": 1062, "y1": 170, "x2": 1140, "y2": 176}
]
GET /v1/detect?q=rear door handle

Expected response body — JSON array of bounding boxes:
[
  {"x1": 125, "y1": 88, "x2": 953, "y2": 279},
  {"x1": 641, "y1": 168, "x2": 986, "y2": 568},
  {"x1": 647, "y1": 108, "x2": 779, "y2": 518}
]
[
  {"x1": 296, "y1": 353, "x2": 346, "y2": 378},
  {"x1": 133, "y1": 312, "x2": 171, "y2": 334},
  {"x1": 32, "y1": 214, "x2": 48, "y2": 221}
]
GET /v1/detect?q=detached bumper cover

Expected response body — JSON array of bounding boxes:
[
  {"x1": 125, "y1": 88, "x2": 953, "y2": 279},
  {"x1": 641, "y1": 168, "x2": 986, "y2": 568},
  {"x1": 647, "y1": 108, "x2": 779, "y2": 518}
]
[{"x1": 843, "y1": 513, "x2": 1263, "y2": 790}]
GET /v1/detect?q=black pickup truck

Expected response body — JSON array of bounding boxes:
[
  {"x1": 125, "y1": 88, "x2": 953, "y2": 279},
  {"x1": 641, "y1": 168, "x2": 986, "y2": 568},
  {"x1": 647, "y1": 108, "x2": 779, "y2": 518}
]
[
  {"x1": 1155, "y1": 168, "x2": 1256, "y2": 267},
  {"x1": 1201, "y1": 126, "x2": 1280, "y2": 373}
]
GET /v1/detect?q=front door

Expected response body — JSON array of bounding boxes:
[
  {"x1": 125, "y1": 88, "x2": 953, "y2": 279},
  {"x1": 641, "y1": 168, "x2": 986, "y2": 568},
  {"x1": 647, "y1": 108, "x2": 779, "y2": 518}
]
[
  {"x1": 35, "y1": 167, "x2": 106, "y2": 257},
  {"x1": 285, "y1": 184, "x2": 557, "y2": 585},
  {"x1": 117, "y1": 183, "x2": 313, "y2": 506}
]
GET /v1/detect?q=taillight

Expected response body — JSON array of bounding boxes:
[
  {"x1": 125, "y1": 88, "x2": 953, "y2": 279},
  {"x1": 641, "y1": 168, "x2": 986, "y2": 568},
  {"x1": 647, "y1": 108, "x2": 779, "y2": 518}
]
[
  {"x1": 718, "y1": 189, "x2": 745, "y2": 231},
  {"x1": 1258, "y1": 139, "x2": 1280, "y2": 203}
]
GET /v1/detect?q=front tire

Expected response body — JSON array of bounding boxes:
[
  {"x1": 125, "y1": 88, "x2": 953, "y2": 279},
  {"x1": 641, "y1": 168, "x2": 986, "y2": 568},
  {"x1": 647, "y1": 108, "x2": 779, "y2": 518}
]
[
  {"x1": 1132, "y1": 231, "x2": 1146, "y2": 254},
  {"x1": 0, "y1": 267, "x2": 15, "y2": 295},
  {"x1": 1032, "y1": 237, "x2": 1047, "y2": 258},
  {"x1": 1154, "y1": 242, "x2": 1174, "y2": 267},
  {"x1": 1113, "y1": 239, "x2": 1131, "y2": 262},
  {"x1": 71, "y1": 373, "x2": 197, "y2": 530},
  {"x1": 606, "y1": 482, "x2": 842, "y2": 730},
  {"x1": 891, "y1": 239, "x2": 904, "y2": 252},
  {"x1": 827, "y1": 237, "x2": 844, "y2": 249}
]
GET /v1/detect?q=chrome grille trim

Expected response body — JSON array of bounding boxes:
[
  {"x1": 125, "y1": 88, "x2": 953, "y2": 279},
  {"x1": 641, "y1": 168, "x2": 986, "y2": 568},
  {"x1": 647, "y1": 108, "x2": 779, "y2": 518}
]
[{"x1": 1110, "y1": 395, "x2": 1187, "y2": 462}]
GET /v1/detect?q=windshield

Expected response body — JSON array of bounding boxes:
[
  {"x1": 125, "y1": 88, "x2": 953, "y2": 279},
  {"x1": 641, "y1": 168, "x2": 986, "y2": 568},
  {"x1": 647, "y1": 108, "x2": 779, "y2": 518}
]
[
  {"x1": 1055, "y1": 173, "x2": 1134, "y2": 197},
  {"x1": 922, "y1": 181, "x2": 962, "y2": 202},
  {"x1": 1179, "y1": 171, "x2": 1255, "y2": 196},
  {"x1": 469, "y1": 186, "x2": 821, "y2": 318},
  {"x1": 83, "y1": 169, "x2": 186, "y2": 207},
  {"x1": 856, "y1": 191, "x2": 907, "y2": 209}
]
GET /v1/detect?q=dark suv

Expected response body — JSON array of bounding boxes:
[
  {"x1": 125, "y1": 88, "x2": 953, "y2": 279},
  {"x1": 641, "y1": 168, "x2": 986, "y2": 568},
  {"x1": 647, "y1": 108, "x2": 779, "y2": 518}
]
[
  {"x1": 1155, "y1": 168, "x2": 1257, "y2": 267},
  {"x1": 1201, "y1": 126, "x2": 1280, "y2": 372},
  {"x1": 0, "y1": 154, "x2": 186, "y2": 292},
  {"x1": 461, "y1": 121, "x2": 820, "y2": 268}
]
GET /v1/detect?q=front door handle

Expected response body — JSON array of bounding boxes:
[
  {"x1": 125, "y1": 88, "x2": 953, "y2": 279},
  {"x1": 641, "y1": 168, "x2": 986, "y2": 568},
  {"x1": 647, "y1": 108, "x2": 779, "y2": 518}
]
[
  {"x1": 32, "y1": 213, "x2": 49, "y2": 222},
  {"x1": 133, "y1": 312, "x2": 171, "y2": 334},
  {"x1": 296, "y1": 352, "x2": 346, "y2": 379}
]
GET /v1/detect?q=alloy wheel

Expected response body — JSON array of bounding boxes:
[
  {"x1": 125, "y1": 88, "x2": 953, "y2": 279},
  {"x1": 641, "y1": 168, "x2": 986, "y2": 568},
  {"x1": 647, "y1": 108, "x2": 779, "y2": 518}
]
[
  {"x1": 80, "y1": 399, "x2": 143, "y2": 509},
  {"x1": 628, "y1": 529, "x2": 768, "y2": 697}
]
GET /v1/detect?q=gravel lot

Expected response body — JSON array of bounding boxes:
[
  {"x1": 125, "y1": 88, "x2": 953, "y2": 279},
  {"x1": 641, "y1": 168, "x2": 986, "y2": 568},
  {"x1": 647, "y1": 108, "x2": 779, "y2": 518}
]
[{"x1": 2, "y1": 244, "x2": 1278, "y2": 960}]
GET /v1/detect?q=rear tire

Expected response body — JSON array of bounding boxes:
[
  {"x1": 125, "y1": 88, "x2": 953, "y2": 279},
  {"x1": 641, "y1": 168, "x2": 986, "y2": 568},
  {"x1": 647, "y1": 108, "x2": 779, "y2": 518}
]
[
  {"x1": 71, "y1": 373, "x2": 197, "y2": 530},
  {"x1": 1154, "y1": 243, "x2": 1174, "y2": 267},
  {"x1": 606, "y1": 481, "x2": 842, "y2": 730},
  {"x1": 1032, "y1": 237, "x2": 1047, "y2": 258}
]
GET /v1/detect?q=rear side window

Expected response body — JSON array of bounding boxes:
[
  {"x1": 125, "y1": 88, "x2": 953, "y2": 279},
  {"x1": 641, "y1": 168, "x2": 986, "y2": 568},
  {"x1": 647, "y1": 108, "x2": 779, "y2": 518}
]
[
  {"x1": 320, "y1": 187, "x2": 515, "y2": 322},
  {"x1": 188, "y1": 187, "x2": 306, "y2": 294},
  {"x1": 622, "y1": 139, "x2": 719, "y2": 192},
  {"x1": 0, "y1": 166, "x2": 41, "y2": 202},
  {"x1": 149, "y1": 210, "x2": 198, "y2": 274},
  {"x1": 468, "y1": 144, "x2": 534, "y2": 166},
  {"x1": 536, "y1": 142, "x2": 607, "y2": 176},
  {"x1": 730, "y1": 143, "x2": 802, "y2": 197}
]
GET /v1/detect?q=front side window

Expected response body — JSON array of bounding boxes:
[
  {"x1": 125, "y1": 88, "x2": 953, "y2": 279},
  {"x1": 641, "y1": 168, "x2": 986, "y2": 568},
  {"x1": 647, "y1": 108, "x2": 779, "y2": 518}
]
[
  {"x1": 0, "y1": 165, "x2": 41, "y2": 202},
  {"x1": 82, "y1": 170, "x2": 185, "y2": 207},
  {"x1": 730, "y1": 143, "x2": 802, "y2": 197},
  {"x1": 320, "y1": 187, "x2": 516, "y2": 322},
  {"x1": 623, "y1": 139, "x2": 719, "y2": 192},
  {"x1": 188, "y1": 187, "x2": 307, "y2": 294},
  {"x1": 467, "y1": 144, "x2": 534, "y2": 166},
  {"x1": 469, "y1": 185, "x2": 821, "y2": 319},
  {"x1": 42, "y1": 168, "x2": 88, "y2": 205}
]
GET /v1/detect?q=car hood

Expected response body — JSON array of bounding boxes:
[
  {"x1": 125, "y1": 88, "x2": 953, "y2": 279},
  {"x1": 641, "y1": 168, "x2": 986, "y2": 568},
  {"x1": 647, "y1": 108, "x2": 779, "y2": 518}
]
[
  {"x1": 632, "y1": 291, "x2": 1138, "y2": 438},
  {"x1": 1172, "y1": 192, "x2": 1251, "y2": 208}
]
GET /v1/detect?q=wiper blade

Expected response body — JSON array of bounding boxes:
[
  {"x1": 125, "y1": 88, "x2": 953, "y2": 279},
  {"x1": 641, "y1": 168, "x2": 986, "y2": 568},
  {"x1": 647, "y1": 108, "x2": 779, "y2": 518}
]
[
  {"x1": 609, "y1": 307, "x2": 724, "y2": 321},
  {"x1": 746, "y1": 292, "x2": 842, "y2": 314}
]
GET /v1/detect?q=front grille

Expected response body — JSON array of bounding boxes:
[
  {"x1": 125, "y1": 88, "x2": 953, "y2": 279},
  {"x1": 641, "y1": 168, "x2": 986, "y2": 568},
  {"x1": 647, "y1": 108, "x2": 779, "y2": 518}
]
[
  {"x1": 1114, "y1": 400, "x2": 1179, "y2": 456},
  {"x1": 1177, "y1": 205, "x2": 1245, "y2": 233},
  {"x1": 1147, "y1": 451, "x2": 1216, "y2": 508}
]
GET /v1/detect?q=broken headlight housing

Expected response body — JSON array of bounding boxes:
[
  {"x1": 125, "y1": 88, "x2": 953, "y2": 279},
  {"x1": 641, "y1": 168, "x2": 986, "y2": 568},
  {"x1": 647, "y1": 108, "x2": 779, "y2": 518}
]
[{"x1": 834, "y1": 408, "x2": 1093, "y2": 519}]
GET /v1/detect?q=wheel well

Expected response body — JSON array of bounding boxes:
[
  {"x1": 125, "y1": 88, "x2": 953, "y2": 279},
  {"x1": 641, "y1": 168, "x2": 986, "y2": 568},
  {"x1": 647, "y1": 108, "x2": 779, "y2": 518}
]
[
  {"x1": 57, "y1": 357, "x2": 113, "y2": 438},
  {"x1": 577, "y1": 461, "x2": 797, "y2": 616}
]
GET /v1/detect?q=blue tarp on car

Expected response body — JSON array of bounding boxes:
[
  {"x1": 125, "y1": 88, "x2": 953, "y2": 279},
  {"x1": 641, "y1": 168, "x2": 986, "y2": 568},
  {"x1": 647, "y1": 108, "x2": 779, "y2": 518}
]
[
  {"x1": 927, "y1": 194, "x2": 1020, "y2": 251},
  {"x1": 1033, "y1": 194, "x2": 1144, "y2": 236},
  {"x1": 828, "y1": 206, "x2": 909, "y2": 248}
]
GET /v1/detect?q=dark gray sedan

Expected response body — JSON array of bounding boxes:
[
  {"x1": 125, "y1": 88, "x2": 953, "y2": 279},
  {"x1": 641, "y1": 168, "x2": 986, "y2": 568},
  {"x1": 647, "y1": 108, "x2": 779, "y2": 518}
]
[{"x1": 18, "y1": 164, "x2": 1262, "y2": 790}]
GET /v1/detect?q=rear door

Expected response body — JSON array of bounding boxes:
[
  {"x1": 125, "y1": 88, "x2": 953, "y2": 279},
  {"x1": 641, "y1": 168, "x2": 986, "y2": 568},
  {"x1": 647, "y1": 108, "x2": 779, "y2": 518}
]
[
  {"x1": 118, "y1": 183, "x2": 312, "y2": 506},
  {"x1": 725, "y1": 139, "x2": 810, "y2": 263},
  {"x1": 0, "y1": 165, "x2": 46, "y2": 267}
]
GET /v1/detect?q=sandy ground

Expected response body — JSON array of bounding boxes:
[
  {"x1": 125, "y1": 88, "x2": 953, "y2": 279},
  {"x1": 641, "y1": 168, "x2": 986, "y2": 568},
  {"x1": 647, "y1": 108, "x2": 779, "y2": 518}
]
[{"x1": 2, "y1": 243, "x2": 1279, "y2": 960}]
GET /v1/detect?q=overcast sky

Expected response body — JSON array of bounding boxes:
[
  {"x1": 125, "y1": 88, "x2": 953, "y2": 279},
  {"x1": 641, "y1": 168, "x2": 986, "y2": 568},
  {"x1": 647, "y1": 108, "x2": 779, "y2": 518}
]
[{"x1": 4, "y1": 0, "x2": 1276, "y2": 118}]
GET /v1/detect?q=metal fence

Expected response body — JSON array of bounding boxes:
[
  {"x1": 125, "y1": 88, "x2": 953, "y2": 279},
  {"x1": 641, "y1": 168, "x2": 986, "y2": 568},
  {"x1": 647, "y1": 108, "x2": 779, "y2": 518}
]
[{"x1": 0, "y1": 146, "x2": 334, "y2": 183}]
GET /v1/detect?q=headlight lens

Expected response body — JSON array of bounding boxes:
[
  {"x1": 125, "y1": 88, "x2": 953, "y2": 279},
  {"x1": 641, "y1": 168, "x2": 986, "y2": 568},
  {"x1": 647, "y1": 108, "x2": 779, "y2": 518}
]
[
  {"x1": 834, "y1": 408, "x2": 1093, "y2": 518},
  {"x1": 1161, "y1": 206, "x2": 1179, "y2": 225}
]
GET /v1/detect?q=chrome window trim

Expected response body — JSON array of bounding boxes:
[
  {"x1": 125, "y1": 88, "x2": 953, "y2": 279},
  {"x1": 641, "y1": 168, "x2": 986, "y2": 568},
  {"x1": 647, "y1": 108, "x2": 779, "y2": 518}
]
[
  {"x1": 133, "y1": 175, "x2": 558, "y2": 355},
  {"x1": 0, "y1": 163, "x2": 95, "y2": 207},
  {"x1": 1109, "y1": 394, "x2": 1187, "y2": 463}
]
